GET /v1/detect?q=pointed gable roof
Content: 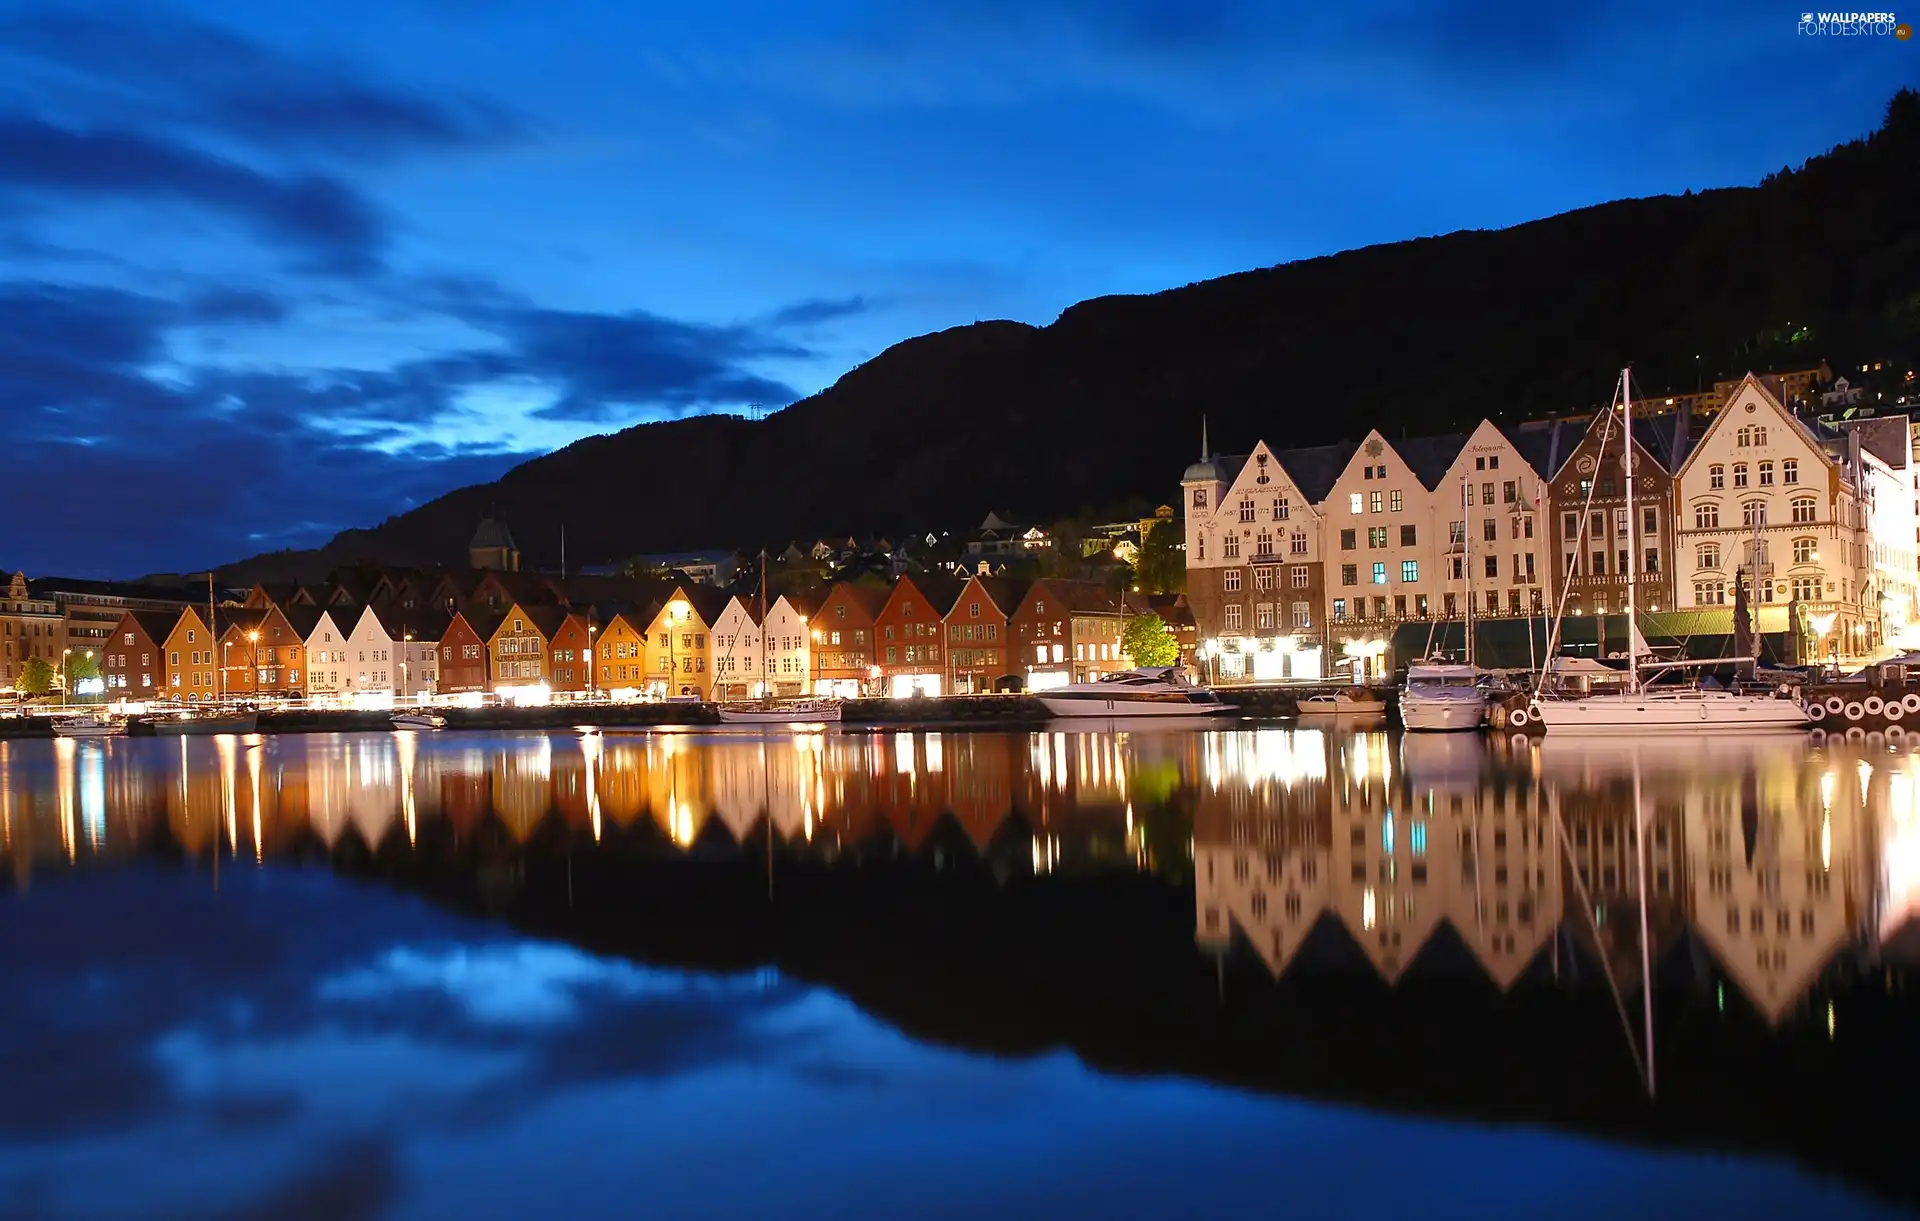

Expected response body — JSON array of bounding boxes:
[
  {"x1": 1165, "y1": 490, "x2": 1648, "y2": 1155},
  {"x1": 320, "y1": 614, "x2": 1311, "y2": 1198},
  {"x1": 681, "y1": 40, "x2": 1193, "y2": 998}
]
[
  {"x1": 1393, "y1": 432, "x2": 1471, "y2": 491},
  {"x1": 1268, "y1": 441, "x2": 1360, "y2": 503},
  {"x1": 966, "y1": 575, "x2": 1033, "y2": 618},
  {"x1": 123, "y1": 608, "x2": 184, "y2": 646},
  {"x1": 1675, "y1": 372, "x2": 1827, "y2": 480},
  {"x1": 282, "y1": 603, "x2": 329, "y2": 639},
  {"x1": 889, "y1": 573, "x2": 968, "y2": 619}
]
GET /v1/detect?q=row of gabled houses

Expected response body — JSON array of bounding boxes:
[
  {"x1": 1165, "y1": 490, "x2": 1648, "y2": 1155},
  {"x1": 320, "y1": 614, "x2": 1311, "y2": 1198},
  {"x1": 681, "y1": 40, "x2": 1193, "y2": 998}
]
[
  {"x1": 1186, "y1": 374, "x2": 1920, "y2": 680},
  {"x1": 89, "y1": 559, "x2": 1178, "y2": 705}
]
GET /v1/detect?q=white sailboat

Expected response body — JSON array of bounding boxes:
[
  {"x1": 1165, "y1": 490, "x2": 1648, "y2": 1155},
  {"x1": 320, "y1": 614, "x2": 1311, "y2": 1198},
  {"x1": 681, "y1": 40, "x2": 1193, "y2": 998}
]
[
  {"x1": 1528, "y1": 369, "x2": 1810, "y2": 734},
  {"x1": 716, "y1": 555, "x2": 844, "y2": 725}
]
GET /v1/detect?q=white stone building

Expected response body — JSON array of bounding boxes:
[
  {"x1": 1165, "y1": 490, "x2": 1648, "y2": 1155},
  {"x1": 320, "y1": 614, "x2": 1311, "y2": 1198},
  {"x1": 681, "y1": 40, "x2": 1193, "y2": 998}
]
[
  {"x1": 1673, "y1": 375, "x2": 1914, "y2": 659},
  {"x1": 302, "y1": 608, "x2": 357, "y2": 703}
]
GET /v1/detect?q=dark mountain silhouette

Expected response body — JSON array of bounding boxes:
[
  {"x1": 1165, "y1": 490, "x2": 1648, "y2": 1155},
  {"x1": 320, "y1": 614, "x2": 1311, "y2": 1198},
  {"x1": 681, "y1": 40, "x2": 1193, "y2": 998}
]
[{"x1": 224, "y1": 90, "x2": 1920, "y2": 583}]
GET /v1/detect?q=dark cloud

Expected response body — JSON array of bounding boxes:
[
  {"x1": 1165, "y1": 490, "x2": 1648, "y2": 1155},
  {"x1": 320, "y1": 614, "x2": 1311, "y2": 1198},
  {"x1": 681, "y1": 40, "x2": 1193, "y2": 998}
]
[
  {"x1": 497, "y1": 306, "x2": 802, "y2": 422},
  {"x1": 209, "y1": 1138, "x2": 403, "y2": 1221},
  {"x1": 768, "y1": 295, "x2": 878, "y2": 328},
  {"x1": 0, "y1": 8, "x2": 525, "y2": 157},
  {"x1": 0, "y1": 117, "x2": 384, "y2": 273},
  {"x1": 0, "y1": 273, "x2": 815, "y2": 573}
]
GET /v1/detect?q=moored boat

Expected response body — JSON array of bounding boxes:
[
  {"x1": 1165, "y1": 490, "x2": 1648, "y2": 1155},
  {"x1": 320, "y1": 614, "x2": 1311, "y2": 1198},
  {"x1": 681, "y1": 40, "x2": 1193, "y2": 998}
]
[
  {"x1": 145, "y1": 709, "x2": 258, "y2": 735},
  {"x1": 51, "y1": 712, "x2": 127, "y2": 739},
  {"x1": 1035, "y1": 667, "x2": 1229, "y2": 718},
  {"x1": 1399, "y1": 664, "x2": 1489, "y2": 732},
  {"x1": 390, "y1": 711, "x2": 448, "y2": 730},
  {"x1": 717, "y1": 699, "x2": 843, "y2": 724},
  {"x1": 1297, "y1": 688, "x2": 1387, "y2": 717}
]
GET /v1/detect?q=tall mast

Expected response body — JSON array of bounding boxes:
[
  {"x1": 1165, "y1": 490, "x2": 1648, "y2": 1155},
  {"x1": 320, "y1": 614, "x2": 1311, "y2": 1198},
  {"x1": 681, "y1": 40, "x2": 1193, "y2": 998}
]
[
  {"x1": 1463, "y1": 476, "x2": 1473, "y2": 666},
  {"x1": 760, "y1": 551, "x2": 769, "y2": 698},
  {"x1": 1623, "y1": 368, "x2": 1640, "y2": 694},
  {"x1": 209, "y1": 572, "x2": 222, "y2": 702}
]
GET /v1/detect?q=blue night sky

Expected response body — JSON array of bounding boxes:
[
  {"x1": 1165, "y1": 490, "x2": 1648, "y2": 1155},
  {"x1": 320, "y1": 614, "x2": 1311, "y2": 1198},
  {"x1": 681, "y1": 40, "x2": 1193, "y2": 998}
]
[{"x1": 0, "y1": 1, "x2": 1913, "y2": 578}]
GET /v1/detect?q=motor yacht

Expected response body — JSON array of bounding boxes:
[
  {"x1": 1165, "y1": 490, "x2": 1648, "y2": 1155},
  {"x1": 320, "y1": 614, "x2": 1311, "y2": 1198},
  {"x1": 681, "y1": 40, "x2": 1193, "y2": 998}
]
[
  {"x1": 1399, "y1": 664, "x2": 1489, "y2": 732},
  {"x1": 1035, "y1": 667, "x2": 1229, "y2": 718}
]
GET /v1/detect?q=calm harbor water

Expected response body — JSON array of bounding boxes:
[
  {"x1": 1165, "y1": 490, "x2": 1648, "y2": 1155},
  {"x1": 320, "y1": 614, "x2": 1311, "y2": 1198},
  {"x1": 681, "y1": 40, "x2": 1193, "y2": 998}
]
[{"x1": 1, "y1": 725, "x2": 1914, "y2": 1220}]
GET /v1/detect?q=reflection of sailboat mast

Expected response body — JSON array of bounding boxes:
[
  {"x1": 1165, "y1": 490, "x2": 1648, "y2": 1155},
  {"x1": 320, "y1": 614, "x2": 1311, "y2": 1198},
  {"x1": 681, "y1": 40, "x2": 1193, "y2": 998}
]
[{"x1": 1632, "y1": 746, "x2": 1656, "y2": 1097}]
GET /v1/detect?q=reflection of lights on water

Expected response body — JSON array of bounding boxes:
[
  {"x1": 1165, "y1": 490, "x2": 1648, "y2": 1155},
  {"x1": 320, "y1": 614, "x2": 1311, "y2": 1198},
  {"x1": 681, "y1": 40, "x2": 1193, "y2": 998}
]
[
  {"x1": 54, "y1": 737, "x2": 75, "y2": 862},
  {"x1": 247, "y1": 742, "x2": 263, "y2": 862},
  {"x1": 579, "y1": 731, "x2": 601, "y2": 842},
  {"x1": 1859, "y1": 759, "x2": 1873, "y2": 806},
  {"x1": 1828, "y1": 1001, "x2": 1836, "y2": 1040},
  {"x1": 217, "y1": 735, "x2": 239, "y2": 854},
  {"x1": 398, "y1": 729, "x2": 419, "y2": 847}
]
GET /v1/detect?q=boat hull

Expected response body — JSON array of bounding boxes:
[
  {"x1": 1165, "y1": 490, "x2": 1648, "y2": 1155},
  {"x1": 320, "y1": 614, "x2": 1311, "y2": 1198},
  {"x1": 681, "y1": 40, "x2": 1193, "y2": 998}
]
[
  {"x1": 716, "y1": 706, "x2": 844, "y2": 724},
  {"x1": 52, "y1": 723, "x2": 124, "y2": 739},
  {"x1": 1298, "y1": 699, "x2": 1387, "y2": 716},
  {"x1": 1400, "y1": 695, "x2": 1487, "y2": 732},
  {"x1": 390, "y1": 715, "x2": 446, "y2": 731},
  {"x1": 1037, "y1": 696, "x2": 1221, "y2": 718},
  {"x1": 1531, "y1": 694, "x2": 1809, "y2": 733},
  {"x1": 149, "y1": 714, "x2": 258, "y2": 735}
]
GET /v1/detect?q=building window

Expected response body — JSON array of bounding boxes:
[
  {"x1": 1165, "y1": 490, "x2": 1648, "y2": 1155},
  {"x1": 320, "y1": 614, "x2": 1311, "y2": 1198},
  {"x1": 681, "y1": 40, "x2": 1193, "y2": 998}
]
[
  {"x1": 1255, "y1": 566, "x2": 1275, "y2": 591},
  {"x1": 1737, "y1": 424, "x2": 1767, "y2": 447},
  {"x1": 1255, "y1": 604, "x2": 1274, "y2": 630},
  {"x1": 1792, "y1": 576, "x2": 1820, "y2": 600},
  {"x1": 1223, "y1": 570, "x2": 1241, "y2": 592},
  {"x1": 1223, "y1": 534, "x2": 1240, "y2": 558},
  {"x1": 1292, "y1": 602, "x2": 1311, "y2": 629},
  {"x1": 1694, "y1": 581, "x2": 1728, "y2": 604},
  {"x1": 1783, "y1": 458, "x2": 1798, "y2": 485},
  {"x1": 1372, "y1": 562, "x2": 1388, "y2": 585},
  {"x1": 1742, "y1": 502, "x2": 1767, "y2": 527},
  {"x1": 1709, "y1": 464, "x2": 1724, "y2": 489},
  {"x1": 1333, "y1": 599, "x2": 1347, "y2": 620},
  {"x1": 1368, "y1": 527, "x2": 1387, "y2": 549},
  {"x1": 1389, "y1": 490, "x2": 1403, "y2": 512},
  {"x1": 1340, "y1": 528, "x2": 1356, "y2": 550},
  {"x1": 1481, "y1": 482, "x2": 1495, "y2": 505},
  {"x1": 1484, "y1": 555, "x2": 1499, "y2": 580},
  {"x1": 1645, "y1": 549, "x2": 1659, "y2": 574},
  {"x1": 1224, "y1": 605, "x2": 1243, "y2": 631},
  {"x1": 1695, "y1": 503, "x2": 1720, "y2": 529},
  {"x1": 1642, "y1": 506, "x2": 1658, "y2": 537},
  {"x1": 1732, "y1": 463, "x2": 1748, "y2": 488},
  {"x1": 1290, "y1": 566, "x2": 1310, "y2": 588},
  {"x1": 1255, "y1": 531, "x2": 1274, "y2": 557},
  {"x1": 1369, "y1": 491, "x2": 1383, "y2": 513},
  {"x1": 1290, "y1": 531, "x2": 1307, "y2": 555},
  {"x1": 1791, "y1": 498, "x2": 1817, "y2": 524},
  {"x1": 1400, "y1": 525, "x2": 1417, "y2": 546},
  {"x1": 1697, "y1": 542, "x2": 1721, "y2": 569},
  {"x1": 1401, "y1": 561, "x2": 1419, "y2": 583},
  {"x1": 1503, "y1": 480, "x2": 1517, "y2": 503},
  {"x1": 1341, "y1": 564, "x2": 1357, "y2": 586},
  {"x1": 1350, "y1": 493, "x2": 1363, "y2": 514},
  {"x1": 1758, "y1": 460, "x2": 1774, "y2": 486},
  {"x1": 1793, "y1": 537, "x2": 1816, "y2": 564},
  {"x1": 1562, "y1": 512, "x2": 1578, "y2": 540},
  {"x1": 1482, "y1": 518, "x2": 1497, "y2": 543},
  {"x1": 1239, "y1": 498, "x2": 1255, "y2": 523}
]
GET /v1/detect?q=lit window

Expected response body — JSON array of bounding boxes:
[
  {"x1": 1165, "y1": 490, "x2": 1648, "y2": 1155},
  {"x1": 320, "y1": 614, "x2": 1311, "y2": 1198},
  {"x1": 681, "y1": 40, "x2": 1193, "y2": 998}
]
[{"x1": 1372, "y1": 562, "x2": 1387, "y2": 585}]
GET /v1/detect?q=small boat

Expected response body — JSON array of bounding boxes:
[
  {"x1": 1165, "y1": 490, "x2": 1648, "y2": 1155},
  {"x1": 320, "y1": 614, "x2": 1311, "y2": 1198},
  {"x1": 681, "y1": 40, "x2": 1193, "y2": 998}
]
[
  {"x1": 1399, "y1": 663, "x2": 1489, "y2": 732},
  {"x1": 145, "y1": 709, "x2": 258, "y2": 735},
  {"x1": 390, "y1": 711, "x2": 448, "y2": 731},
  {"x1": 1297, "y1": 687, "x2": 1387, "y2": 717},
  {"x1": 1035, "y1": 667, "x2": 1230, "y2": 718},
  {"x1": 52, "y1": 712, "x2": 126, "y2": 739},
  {"x1": 717, "y1": 699, "x2": 843, "y2": 724}
]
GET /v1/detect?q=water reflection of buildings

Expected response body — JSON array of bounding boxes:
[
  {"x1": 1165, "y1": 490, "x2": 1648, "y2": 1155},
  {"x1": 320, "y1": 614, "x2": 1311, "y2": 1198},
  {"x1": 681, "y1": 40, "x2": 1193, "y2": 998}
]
[
  {"x1": 3, "y1": 726, "x2": 1913, "y2": 1027},
  {"x1": 1195, "y1": 732, "x2": 1889, "y2": 1025}
]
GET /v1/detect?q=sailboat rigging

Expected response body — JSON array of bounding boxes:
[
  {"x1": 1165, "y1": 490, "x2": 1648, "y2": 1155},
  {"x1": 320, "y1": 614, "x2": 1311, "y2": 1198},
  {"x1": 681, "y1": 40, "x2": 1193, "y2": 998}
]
[{"x1": 1526, "y1": 370, "x2": 1810, "y2": 733}]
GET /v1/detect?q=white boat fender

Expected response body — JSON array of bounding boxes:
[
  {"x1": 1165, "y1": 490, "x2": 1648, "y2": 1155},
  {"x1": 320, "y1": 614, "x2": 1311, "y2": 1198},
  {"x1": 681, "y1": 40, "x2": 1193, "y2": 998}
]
[
  {"x1": 1508, "y1": 706, "x2": 1530, "y2": 728},
  {"x1": 1888, "y1": 724, "x2": 1907, "y2": 741},
  {"x1": 1825, "y1": 695, "x2": 1847, "y2": 715},
  {"x1": 1866, "y1": 696, "x2": 1886, "y2": 717},
  {"x1": 1886, "y1": 702, "x2": 1904, "y2": 723},
  {"x1": 1903, "y1": 693, "x2": 1920, "y2": 714}
]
